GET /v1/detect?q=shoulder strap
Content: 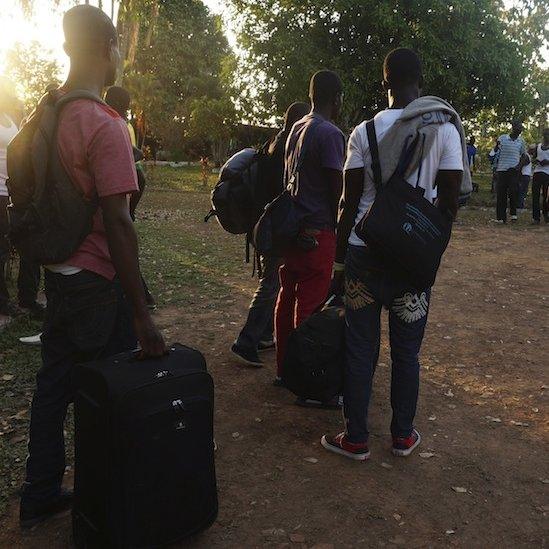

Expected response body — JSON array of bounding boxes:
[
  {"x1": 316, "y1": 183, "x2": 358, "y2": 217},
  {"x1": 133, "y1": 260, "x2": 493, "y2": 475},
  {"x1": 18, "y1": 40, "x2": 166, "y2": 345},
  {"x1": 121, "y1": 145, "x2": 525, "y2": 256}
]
[
  {"x1": 54, "y1": 89, "x2": 107, "y2": 114},
  {"x1": 366, "y1": 119, "x2": 382, "y2": 191},
  {"x1": 287, "y1": 117, "x2": 322, "y2": 191}
]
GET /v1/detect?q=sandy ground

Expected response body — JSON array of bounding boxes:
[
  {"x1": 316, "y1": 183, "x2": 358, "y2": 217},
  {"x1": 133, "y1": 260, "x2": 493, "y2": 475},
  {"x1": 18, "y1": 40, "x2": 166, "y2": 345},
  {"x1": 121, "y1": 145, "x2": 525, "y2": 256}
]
[{"x1": 1, "y1": 222, "x2": 548, "y2": 548}]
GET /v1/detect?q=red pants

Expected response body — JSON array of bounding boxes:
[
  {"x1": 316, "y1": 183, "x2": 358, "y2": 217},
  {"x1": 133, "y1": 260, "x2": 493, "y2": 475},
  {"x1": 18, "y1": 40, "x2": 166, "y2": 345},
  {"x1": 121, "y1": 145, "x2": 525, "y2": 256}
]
[{"x1": 275, "y1": 230, "x2": 336, "y2": 375}]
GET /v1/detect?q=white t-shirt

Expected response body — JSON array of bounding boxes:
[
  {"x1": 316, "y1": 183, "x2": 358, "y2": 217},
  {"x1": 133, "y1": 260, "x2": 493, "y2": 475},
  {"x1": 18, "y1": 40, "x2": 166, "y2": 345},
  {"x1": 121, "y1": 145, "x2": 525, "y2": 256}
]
[
  {"x1": 0, "y1": 114, "x2": 19, "y2": 197},
  {"x1": 534, "y1": 144, "x2": 549, "y2": 176},
  {"x1": 345, "y1": 109, "x2": 463, "y2": 247},
  {"x1": 521, "y1": 155, "x2": 532, "y2": 177}
]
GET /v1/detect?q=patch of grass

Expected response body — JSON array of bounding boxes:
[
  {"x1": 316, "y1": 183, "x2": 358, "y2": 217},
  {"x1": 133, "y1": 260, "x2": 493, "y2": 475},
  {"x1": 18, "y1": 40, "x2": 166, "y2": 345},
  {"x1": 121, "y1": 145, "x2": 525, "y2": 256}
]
[
  {"x1": 136, "y1": 189, "x2": 251, "y2": 308},
  {"x1": 0, "y1": 315, "x2": 43, "y2": 513},
  {"x1": 144, "y1": 164, "x2": 214, "y2": 192}
]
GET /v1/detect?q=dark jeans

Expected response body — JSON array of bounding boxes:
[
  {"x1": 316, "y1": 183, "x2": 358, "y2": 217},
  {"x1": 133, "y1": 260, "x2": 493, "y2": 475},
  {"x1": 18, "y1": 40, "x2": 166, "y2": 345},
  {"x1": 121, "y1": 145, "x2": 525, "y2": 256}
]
[
  {"x1": 343, "y1": 245, "x2": 431, "y2": 442},
  {"x1": 236, "y1": 255, "x2": 281, "y2": 350},
  {"x1": 517, "y1": 175, "x2": 530, "y2": 210},
  {"x1": 496, "y1": 169, "x2": 519, "y2": 222},
  {"x1": 0, "y1": 195, "x2": 40, "y2": 307},
  {"x1": 21, "y1": 270, "x2": 136, "y2": 508},
  {"x1": 532, "y1": 172, "x2": 549, "y2": 222}
]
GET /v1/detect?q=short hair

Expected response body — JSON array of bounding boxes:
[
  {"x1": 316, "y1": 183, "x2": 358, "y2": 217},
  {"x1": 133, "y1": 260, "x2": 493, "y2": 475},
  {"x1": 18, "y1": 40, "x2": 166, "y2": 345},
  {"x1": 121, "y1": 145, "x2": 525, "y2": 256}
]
[
  {"x1": 383, "y1": 48, "x2": 422, "y2": 89},
  {"x1": 283, "y1": 102, "x2": 310, "y2": 129},
  {"x1": 63, "y1": 4, "x2": 117, "y2": 54},
  {"x1": 309, "y1": 70, "x2": 342, "y2": 107},
  {"x1": 105, "y1": 86, "x2": 131, "y2": 116}
]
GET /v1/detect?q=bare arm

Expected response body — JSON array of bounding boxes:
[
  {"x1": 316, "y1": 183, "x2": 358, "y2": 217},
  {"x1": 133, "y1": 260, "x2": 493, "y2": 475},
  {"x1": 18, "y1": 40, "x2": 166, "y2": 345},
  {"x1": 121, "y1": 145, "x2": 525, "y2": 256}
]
[
  {"x1": 335, "y1": 168, "x2": 364, "y2": 264},
  {"x1": 324, "y1": 168, "x2": 343, "y2": 227},
  {"x1": 517, "y1": 153, "x2": 530, "y2": 170},
  {"x1": 435, "y1": 170, "x2": 462, "y2": 220},
  {"x1": 101, "y1": 193, "x2": 165, "y2": 357}
]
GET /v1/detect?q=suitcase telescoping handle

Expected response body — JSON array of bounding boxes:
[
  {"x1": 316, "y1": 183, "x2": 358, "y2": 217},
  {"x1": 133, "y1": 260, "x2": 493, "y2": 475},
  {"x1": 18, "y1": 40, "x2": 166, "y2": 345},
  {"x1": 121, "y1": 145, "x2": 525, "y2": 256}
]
[
  {"x1": 117, "y1": 347, "x2": 175, "y2": 379},
  {"x1": 127, "y1": 346, "x2": 171, "y2": 362}
]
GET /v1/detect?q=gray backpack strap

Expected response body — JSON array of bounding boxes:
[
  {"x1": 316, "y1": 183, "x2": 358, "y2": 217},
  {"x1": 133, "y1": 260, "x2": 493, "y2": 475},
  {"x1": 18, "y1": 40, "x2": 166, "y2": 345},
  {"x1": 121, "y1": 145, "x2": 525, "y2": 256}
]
[{"x1": 54, "y1": 89, "x2": 106, "y2": 113}]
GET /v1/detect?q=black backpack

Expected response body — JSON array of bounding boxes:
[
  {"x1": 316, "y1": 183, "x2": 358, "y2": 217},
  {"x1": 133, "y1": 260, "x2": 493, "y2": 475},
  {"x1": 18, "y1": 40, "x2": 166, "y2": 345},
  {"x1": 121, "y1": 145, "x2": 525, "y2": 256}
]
[
  {"x1": 253, "y1": 117, "x2": 321, "y2": 256},
  {"x1": 206, "y1": 147, "x2": 271, "y2": 235},
  {"x1": 354, "y1": 120, "x2": 453, "y2": 289},
  {"x1": 6, "y1": 89, "x2": 104, "y2": 265},
  {"x1": 281, "y1": 305, "x2": 345, "y2": 403}
]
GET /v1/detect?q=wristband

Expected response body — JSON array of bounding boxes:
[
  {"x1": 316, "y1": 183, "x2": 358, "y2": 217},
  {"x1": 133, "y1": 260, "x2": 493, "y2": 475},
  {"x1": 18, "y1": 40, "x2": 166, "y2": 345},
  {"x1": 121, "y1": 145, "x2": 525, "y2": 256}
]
[{"x1": 333, "y1": 262, "x2": 345, "y2": 273}]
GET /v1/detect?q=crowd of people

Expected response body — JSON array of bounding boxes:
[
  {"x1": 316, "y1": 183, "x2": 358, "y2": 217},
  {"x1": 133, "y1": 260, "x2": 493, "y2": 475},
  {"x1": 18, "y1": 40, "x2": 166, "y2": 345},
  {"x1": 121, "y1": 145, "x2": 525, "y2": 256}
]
[
  {"x1": 0, "y1": 2, "x2": 546, "y2": 532},
  {"x1": 487, "y1": 122, "x2": 549, "y2": 224}
]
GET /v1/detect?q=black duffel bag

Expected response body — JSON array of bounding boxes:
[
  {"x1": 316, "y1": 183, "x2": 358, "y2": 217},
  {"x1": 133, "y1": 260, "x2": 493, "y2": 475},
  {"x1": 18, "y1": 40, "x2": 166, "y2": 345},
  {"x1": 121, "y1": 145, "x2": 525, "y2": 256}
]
[
  {"x1": 281, "y1": 304, "x2": 345, "y2": 403},
  {"x1": 354, "y1": 120, "x2": 453, "y2": 289}
]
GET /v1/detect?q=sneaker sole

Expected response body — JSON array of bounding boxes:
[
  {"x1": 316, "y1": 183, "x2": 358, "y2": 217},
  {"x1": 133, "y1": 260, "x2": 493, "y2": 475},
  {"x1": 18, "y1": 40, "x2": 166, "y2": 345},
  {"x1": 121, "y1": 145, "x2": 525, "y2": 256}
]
[
  {"x1": 391, "y1": 430, "x2": 422, "y2": 457},
  {"x1": 258, "y1": 346, "x2": 275, "y2": 353},
  {"x1": 230, "y1": 349, "x2": 263, "y2": 368},
  {"x1": 320, "y1": 435, "x2": 370, "y2": 461},
  {"x1": 296, "y1": 398, "x2": 341, "y2": 410}
]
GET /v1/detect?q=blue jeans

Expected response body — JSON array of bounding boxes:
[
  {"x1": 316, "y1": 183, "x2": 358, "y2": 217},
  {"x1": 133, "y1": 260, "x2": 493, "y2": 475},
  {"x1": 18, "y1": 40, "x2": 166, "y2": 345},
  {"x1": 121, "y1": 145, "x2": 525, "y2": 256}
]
[
  {"x1": 236, "y1": 255, "x2": 281, "y2": 350},
  {"x1": 21, "y1": 270, "x2": 136, "y2": 508},
  {"x1": 343, "y1": 245, "x2": 431, "y2": 442}
]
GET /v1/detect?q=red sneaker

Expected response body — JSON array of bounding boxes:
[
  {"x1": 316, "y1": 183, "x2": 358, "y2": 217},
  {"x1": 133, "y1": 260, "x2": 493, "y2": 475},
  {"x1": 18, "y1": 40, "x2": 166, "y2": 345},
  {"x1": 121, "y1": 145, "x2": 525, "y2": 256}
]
[
  {"x1": 392, "y1": 429, "x2": 421, "y2": 457},
  {"x1": 321, "y1": 432, "x2": 370, "y2": 461}
]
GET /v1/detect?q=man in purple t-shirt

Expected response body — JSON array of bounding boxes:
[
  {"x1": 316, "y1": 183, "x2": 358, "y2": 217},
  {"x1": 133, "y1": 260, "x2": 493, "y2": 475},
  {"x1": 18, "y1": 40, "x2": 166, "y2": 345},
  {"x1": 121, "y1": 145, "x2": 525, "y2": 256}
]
[{"x1": 274, "y1": 70, "x2": 345, "y2": 403}]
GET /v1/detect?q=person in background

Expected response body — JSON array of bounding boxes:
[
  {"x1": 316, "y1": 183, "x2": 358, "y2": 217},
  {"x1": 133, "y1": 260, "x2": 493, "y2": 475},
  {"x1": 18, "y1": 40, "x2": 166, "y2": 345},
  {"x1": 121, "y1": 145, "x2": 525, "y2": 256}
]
[
  {"x1": 488, "y1": 138, "x2": 499, "y2": 194},
  {"x1": 467, "y1": 136, "x2": 477, "y2": 171},
  {"x1": 322, "y1": 48, "x2": 465, "y2": 460},
  {"x1": 531, "y1": 127, "x2": 549, "y2": 225},
  {"x1": 274, "y1": 71, "x2": 345, "y2": 408},
  {"x1": 494, "y1": 120, "x2": 528, "y2": 223},
  {"x1": 518, "y1": 151, "x2": 531, "y2": 211},
  {"x1": 231, "y1": 102, "x2": 310, "y2": 367},
  {"x1": 20, "y1": 5, "x2": 165, "y2": 529},
  {"x1": 0, "y1": 79, "x2": 43, "y2": 318},
  {"x1": 104, "y1": 85, "x2": 156, "y2": 309}
]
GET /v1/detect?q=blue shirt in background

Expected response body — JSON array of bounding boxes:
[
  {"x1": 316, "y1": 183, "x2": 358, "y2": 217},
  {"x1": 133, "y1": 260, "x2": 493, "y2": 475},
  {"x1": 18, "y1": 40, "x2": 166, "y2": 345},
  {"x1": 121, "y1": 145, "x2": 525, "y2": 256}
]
[{"x1": 466, "y1": 144, "x2": 477, "y2": 168}]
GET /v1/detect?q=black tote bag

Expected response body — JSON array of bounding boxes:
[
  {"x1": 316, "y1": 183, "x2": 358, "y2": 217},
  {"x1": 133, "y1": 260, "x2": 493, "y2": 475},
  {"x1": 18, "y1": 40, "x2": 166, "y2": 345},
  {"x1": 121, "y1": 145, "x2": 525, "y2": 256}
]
[{"x1": 354, "y1": 120, "x2": 453, "y2": 289}]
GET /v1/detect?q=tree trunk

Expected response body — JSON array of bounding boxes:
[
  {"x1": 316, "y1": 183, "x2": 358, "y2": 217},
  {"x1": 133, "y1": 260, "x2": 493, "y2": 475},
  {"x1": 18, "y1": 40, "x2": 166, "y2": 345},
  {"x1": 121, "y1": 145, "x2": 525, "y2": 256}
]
[
  {"x1": 115, "y1": 0, "x2": 129, "y2": 84},
  {"x1": 126, "y1": 18, "x2": 140, "y2": 68},
  {"x1": 144, "y1": 2, "x2": 160, "y2": 48}
]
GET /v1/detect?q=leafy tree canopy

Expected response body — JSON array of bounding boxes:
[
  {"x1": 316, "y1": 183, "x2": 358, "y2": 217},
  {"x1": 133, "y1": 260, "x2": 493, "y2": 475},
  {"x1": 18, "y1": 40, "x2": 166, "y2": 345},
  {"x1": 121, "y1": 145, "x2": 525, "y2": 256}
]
[
  {"x1": 125, "y1": 0, "x2": 235, "y2": 156},
  {"x1": 4, "y1": 42, "x2": 62, "y2": 112},
  {"x1": 229, "y1": 0, "x2": 548, "y2": 128}
]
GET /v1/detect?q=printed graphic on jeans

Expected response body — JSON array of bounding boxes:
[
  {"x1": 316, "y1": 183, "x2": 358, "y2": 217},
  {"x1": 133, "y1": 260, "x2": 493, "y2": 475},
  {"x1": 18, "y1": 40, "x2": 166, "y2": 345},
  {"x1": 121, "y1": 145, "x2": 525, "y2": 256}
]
[
  {"x1": 345, "y1": 279, "x2": 375, "y2": 310},
  {"x1": 391, "y1": 292, "x2": 429, "y2": 323}
]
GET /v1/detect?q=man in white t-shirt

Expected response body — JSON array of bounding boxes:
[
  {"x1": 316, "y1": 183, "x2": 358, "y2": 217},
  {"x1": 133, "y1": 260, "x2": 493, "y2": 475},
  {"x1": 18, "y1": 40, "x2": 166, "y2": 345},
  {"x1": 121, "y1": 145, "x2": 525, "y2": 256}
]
[
  {"x1": 518, "y1": 153, "x2": 531, "y2": 210},
  {"x1": 531, "y1": 128, "x2": 549, "y2": 224},
  {"x1": 321, "y1": 48, "x2": 464, "y2": 461}
]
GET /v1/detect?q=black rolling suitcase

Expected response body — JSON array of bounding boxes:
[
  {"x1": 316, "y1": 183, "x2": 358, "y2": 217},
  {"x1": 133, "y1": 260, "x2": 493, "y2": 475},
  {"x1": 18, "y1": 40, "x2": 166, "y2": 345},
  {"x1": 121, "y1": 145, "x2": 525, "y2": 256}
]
[{"x1": 72, "y1": 343, "x2": 217, "y2": 549}]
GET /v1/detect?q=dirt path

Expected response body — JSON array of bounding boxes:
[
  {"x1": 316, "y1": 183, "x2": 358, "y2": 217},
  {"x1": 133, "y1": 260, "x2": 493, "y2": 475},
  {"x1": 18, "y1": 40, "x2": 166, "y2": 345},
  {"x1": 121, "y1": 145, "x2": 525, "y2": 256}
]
[{"x1": 2, "y1": 224, "x2": 548, "y2": 548}]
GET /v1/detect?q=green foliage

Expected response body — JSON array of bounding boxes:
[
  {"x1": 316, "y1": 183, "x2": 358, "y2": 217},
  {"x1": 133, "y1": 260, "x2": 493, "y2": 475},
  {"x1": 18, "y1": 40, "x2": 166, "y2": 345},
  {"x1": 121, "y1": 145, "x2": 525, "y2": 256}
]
[
  {"x1": 187, "y1": 96, "x2": 238, "y2": 165},
  {"x1": 229, "y1": 0, "x2": 548, "y2": 127},
  {"x1": 4, "y1": 42, "x2": 62, "y2": 113},
  {"x1": 126, "y1": 0, "x2": 236, "y2": 158}
]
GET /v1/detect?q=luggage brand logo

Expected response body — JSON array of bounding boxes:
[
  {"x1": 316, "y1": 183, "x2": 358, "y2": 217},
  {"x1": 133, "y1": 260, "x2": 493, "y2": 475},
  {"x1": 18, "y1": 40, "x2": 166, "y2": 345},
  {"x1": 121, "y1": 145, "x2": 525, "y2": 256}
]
[
  {"x1": 156, "y1": 370, "x2": 169, "y2": 378},
  {"x1": 402, "y1": 222, "x2": 413, "y2": 234}
]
